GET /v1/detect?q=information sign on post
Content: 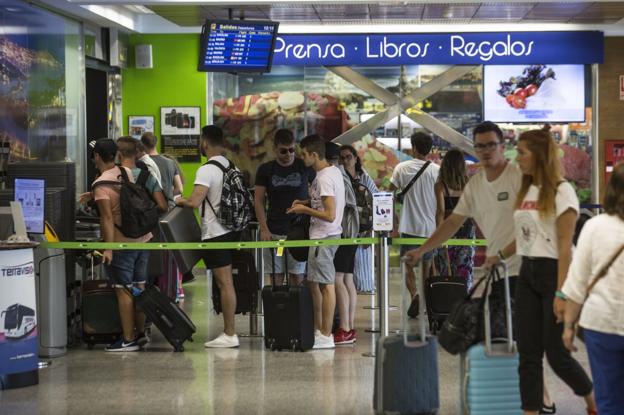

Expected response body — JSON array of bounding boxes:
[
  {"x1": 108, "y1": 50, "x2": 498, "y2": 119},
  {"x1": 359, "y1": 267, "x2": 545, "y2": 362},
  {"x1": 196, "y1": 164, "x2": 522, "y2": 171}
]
[{"x1": 372, "y1": 192, "x2": 393, "y2": 232}]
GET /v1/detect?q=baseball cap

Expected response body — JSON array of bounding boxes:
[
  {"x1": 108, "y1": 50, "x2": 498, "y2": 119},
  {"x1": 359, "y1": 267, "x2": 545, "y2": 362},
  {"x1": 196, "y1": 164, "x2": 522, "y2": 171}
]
[
  {"x1": 89, "y1": 138, "x2": 117, "y2": 160},
  {"x1": 325, "y1": 141, "x2": 340, "y2": 160}
]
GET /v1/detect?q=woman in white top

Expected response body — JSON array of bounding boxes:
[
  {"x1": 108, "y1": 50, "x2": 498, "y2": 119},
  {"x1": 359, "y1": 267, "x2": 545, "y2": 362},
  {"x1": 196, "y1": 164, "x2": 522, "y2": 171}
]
[
  {"x1": 562, "y1": 163, "x2": 624, "y2": 415},
  {"x1": 513, "y1": 129, "x2": 596, "y2": 415}
]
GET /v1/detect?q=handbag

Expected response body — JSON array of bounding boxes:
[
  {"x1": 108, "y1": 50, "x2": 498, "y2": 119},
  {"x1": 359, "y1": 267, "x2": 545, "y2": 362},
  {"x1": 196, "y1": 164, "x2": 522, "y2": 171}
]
[
  {"x1": 397, "y1": 161, "x2": 431, "y2": 204},
  {"x1": 286, "y1": 214, "x2": 310, "y2": 262},
  {"x1": 575, "y1": 243, "x2": 624, "y2": 342},
  {"x1": 438, "y1": 267, "x2": 503, "y2": 355}
]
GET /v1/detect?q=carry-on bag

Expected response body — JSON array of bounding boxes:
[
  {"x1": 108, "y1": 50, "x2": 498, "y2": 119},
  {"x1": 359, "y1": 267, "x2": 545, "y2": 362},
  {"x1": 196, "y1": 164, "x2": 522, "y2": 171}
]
[
  {"x1": 212, "y1": 250, "x2": 259, "y2": 315},
  {"x1": 460, "y1": 263, "x2": 521, "y2": 415},
  {"x1": 425, "y1": 275, "x2": 468, "y2": 334},
  {"x1": 81, "y1": 251, "x2": 122, "y2": 349},
  {"x1": 158, "y1": 207, "x2": 204, "y2": 275},
  {"x1": 133, "y1": 285, "x2": 196, "y2": 352},
  {"x1": 262, "y1": 250, "x2": 314, "y2": 352},
  {"x1": 373, "y1": 260, "x2": 440, "y2": 414}
]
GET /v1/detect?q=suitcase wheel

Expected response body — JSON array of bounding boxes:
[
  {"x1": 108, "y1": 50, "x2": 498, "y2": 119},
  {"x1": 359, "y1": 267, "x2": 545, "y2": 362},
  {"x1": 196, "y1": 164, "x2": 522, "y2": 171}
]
[
  {"x1": 267, "y1": 339, "x2": 276, "y2": 351},
  {"x1": 87, "y1": 343, "x2": 95, "y2": 350},
  {"x1": 174, "y1": 345, "x2": 184, "y2": 352}
]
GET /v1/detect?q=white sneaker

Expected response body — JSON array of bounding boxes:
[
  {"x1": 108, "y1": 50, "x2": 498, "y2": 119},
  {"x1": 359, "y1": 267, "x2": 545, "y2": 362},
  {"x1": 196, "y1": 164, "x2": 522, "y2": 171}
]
[
  {"x1": 313, "y1": 334, "x2": 335, "y2": 349},
  {"x1": 314, "y1": 329, "x2": 321, "y2": 337},
  {"x1": 204, "y1": 333, "x2": 239, "y2": 348}
]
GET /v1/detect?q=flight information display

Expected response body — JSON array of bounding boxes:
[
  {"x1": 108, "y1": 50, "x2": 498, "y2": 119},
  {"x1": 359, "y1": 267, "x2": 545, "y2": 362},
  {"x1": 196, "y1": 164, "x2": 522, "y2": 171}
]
[{"x1": 198, "y1": 20, "x2": 279, "y2": 73}]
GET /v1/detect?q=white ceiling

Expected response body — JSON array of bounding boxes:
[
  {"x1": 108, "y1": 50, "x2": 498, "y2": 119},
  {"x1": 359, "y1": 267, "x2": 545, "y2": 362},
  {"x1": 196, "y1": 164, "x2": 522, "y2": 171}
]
[{"x1": 34, "y1": 1, "x2": 624, "y2": 35}]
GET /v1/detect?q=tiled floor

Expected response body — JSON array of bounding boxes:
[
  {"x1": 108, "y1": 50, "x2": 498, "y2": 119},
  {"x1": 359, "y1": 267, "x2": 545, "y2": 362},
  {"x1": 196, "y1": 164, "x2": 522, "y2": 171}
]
[{"x1": 0, "y1": 268, "x2": 595, "y2": 414}]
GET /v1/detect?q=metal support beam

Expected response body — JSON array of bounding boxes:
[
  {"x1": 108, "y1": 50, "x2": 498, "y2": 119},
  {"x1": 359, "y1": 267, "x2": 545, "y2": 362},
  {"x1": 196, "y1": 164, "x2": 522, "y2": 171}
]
[{"x1": 327, "y1": 65, "x2": 480, "y2": 155}]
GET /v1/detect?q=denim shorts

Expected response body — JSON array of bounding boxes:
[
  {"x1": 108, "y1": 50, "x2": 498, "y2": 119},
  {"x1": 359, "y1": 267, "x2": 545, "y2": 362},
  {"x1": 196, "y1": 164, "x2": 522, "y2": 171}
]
[
  {"x1": 104, "y1": 249, "x2": 149, "y2": 288},
  {"x1": 400, "y1": 233, "x2": 433, "y2": 261},
  {"x1": 263, "y1": 233, "x2": 306, "y2": 275}
]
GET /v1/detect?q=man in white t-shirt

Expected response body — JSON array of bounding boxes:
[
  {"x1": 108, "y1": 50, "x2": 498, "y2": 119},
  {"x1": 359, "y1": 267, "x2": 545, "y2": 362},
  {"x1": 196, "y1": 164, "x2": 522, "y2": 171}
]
[
  {"x1": 176, "y1": 125, "x2": 241, "y2": 349},
  {"x1": 287, "y1": 134, "x2": 345, "y2": 349},
  {"x1": 390, "y1": 132, "x2": 440, "y2": 313},
  {"x1": 404, "y1": 122, "x2": 558, "y2": 412},
  {"x1": 404, "y1": 121, "x2": 521, "y2": 277}
]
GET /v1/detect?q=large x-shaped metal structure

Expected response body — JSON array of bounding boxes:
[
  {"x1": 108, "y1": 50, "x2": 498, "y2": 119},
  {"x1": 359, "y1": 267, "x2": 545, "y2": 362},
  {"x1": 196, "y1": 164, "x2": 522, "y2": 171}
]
[{"x1": 327, "y1": 65, "x2": 481, "y2": 157}]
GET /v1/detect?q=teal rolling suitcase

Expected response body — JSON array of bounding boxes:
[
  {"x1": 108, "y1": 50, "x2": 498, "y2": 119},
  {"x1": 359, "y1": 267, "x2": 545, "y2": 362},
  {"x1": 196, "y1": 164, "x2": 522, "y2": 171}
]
[{"x1": 460, "y1": 263, "x2": 521, "y2": 415}]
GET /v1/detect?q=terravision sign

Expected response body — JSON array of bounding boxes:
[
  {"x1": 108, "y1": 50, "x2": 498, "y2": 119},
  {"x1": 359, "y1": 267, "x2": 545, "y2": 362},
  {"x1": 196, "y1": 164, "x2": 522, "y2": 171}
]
[{"x1": 272, "y1": 31, "x2": 603, "y2": 66}]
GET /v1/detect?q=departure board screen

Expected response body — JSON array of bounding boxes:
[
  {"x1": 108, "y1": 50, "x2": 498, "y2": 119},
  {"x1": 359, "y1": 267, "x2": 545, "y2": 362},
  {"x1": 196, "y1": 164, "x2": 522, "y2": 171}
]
[{"x1": 198, "y1": 20, "x2": 279, "y2": 73}]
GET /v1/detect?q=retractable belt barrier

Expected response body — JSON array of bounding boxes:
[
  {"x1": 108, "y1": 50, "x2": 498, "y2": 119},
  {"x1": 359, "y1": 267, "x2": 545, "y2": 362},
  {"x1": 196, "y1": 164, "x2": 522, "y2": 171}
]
[{"x1": 41, "y1": 237, "x2": 487, "y2": 250}]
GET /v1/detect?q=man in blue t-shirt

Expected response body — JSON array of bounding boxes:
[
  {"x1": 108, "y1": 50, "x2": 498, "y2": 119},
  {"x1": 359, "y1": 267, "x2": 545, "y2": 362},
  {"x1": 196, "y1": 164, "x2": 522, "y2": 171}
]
[{"x1": 254, "y1": 129, "x2": 315, "y2": 285}]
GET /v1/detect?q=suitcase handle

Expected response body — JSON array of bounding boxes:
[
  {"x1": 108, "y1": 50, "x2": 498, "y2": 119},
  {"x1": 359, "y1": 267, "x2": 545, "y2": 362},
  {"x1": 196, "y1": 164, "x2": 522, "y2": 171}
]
[
  {"x1": 461, "y1": 355, "x2": 470, "y2": 415},
  {"x1": 269, "y1": 247, "x2": 289, "y2": 289},
  {"x1": 483, "y1": 262, "x2": 515, "y2": 355},
  {"x1": 400, "y1": 259, "x2": 428, "y2": 347}
]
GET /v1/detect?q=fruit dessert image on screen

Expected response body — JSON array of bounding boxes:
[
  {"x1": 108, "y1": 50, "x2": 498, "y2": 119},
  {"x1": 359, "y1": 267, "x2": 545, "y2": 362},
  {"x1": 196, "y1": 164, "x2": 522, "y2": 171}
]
[
  {"x1": 483, "y1": 64, "x2": 585, "y2": 123},
  {"x1": 1, "y1": 303, "x2": 37, "y2": 339},
  {"x1": 497, "y1": 64, "x2": 555, "y2": 110}
]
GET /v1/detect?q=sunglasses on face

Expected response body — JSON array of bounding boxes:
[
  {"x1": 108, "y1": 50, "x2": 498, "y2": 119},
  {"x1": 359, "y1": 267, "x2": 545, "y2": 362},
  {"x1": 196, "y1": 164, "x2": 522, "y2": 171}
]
[
  {"x1": 474, "y1": 141, "x2": 501, "y2": 151},
  {"x1": 340, "y1": 154, "x2": 354, "y2": 161},
  {"x1": 278, "y1": 147, "x2": 295, "y2": 155}
]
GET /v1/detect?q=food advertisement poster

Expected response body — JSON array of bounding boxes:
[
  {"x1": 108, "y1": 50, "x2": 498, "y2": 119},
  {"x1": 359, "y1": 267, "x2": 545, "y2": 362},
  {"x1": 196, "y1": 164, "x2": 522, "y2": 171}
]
[
  {"x1": 0, "y1": 249, "x2": 38, "y2": 379},
  {"x1": 128, "y1": 116, "x2": 154, "y2": 140},
  {"x1": 160, "y1": 107, "x2": 200, "y2": 162},
  {"x1": 484, "y1": 64, "x2": 585, "y2": 123}
]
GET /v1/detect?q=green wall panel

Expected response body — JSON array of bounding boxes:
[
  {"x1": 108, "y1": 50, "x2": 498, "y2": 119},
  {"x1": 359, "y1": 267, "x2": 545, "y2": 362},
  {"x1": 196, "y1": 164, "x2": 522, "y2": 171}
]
[{"x1": 122, "y1": 33, "x2": 205, "y2": 196}]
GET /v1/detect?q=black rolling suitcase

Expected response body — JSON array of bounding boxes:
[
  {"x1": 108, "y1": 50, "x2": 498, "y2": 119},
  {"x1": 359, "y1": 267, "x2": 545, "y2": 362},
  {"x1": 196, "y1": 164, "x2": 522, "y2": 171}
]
[
  {"x1": 425, "y1": 275, "x2": 468, "y2": 333},
  {"x1": 81, "y1": 252, "x2": 122, "y2": 349},
  {"x1": 262, "y1": 251, "x2": 314, "y2": 352},
  {"x1": 134, "y1": 286, "x2": 196, "y2": 352},
  {"x1": 212, "y1": 250, "x2": 259, "y2": 315}
]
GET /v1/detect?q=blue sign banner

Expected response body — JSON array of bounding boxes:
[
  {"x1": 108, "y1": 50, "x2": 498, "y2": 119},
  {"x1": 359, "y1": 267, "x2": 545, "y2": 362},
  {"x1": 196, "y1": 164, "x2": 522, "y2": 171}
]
[{"x1": 272, "y1": 31, "x2": 603, "y2": 66}]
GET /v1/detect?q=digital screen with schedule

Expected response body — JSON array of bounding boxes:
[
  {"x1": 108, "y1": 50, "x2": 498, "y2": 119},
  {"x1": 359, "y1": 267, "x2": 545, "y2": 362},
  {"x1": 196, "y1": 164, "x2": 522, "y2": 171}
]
[{"x1": 198, "y1": 20, "x2": 278, "y2": 73}]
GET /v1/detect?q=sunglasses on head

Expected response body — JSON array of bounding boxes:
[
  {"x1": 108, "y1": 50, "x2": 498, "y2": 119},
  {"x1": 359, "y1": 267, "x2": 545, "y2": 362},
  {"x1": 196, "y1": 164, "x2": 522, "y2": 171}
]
[{"x1": 278, "y1": 148, "x2": 295, "y2": 155}]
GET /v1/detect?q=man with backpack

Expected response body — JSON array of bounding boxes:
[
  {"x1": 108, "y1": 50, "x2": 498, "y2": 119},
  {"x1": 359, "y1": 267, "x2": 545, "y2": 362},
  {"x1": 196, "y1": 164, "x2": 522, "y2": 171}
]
[
  {"x1": 91, "y1": 137, "x2": 167, "y2": 352},
  {"x1": 254, "y1": 129, "x2": 315, "y2": 286},
  {"x1": 176, "y1": 125, "x2": 252, "y2": 348}
]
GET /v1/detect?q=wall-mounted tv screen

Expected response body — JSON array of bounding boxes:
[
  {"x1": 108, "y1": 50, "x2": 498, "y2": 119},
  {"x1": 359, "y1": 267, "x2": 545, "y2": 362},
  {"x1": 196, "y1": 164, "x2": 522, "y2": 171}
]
[
  {"x1": 198, "y1": 20, "x2": 279, "y2": 73},
  {"x1": 483, "y1": 64, "x2": 585, "y2": 123}
]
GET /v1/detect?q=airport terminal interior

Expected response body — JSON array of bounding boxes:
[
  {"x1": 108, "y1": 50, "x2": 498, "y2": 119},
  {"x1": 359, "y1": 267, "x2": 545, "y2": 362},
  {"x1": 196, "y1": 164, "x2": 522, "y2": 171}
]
[{"x1": 1, "y1": 0, "x2": 624, "y2": 414}]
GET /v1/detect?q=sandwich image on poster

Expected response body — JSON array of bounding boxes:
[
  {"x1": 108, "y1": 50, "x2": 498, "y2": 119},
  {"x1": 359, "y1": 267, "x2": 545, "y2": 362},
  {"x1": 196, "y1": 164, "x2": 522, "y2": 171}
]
[{"x1": 483, "y1": 64, "x2": 585, "y2": 123}]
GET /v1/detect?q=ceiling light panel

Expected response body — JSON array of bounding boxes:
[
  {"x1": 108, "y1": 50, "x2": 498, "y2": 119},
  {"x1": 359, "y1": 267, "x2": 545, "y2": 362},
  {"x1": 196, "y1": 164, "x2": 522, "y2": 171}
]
[
  {"x1": 474, "y1": 3, "x2": 535, "y2": 20},
  {"x1": 369, "y1": 4, "x2": 424, "y2": 19},
  {"x1": 423, "y1": 4, "x2": 480, "y2": 20},
  {"x1": 523, "y1": 2, "x2": 590, "y2": 20}
]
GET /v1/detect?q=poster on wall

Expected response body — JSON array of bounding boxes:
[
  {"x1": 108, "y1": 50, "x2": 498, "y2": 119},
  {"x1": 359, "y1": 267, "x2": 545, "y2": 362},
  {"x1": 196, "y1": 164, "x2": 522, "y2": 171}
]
[
  {"x1": 160, "y1": 107, "x2": 201, "y2": 162},
  {"x1": 128, "y1": 116, "x2": 154, "y2": 140},
  {"x1": 483, "y1": 64, "x2": 585, "y2": 123},
  {"x1": 0, "y1": 248, "x2": 38, "y2": 381}
]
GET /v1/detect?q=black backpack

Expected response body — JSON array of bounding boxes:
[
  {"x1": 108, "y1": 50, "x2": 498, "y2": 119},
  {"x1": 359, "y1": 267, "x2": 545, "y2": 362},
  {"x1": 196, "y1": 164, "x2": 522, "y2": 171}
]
[
  {"x1": 351, "y1": 177, "x2": 374, "y2": 233},
  {"x1": 94, "y1": 167, "x2": 159, "y2": 239}
]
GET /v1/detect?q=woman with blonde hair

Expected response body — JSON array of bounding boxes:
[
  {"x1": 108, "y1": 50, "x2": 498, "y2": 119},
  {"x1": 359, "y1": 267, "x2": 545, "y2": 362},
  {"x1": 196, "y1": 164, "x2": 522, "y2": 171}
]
[
  {"x1": 562, "y1": 162, "x2": 624, "y2": 415},
  {"x1": 513, "y1": 129, "x2": 596, "y2": 415}
]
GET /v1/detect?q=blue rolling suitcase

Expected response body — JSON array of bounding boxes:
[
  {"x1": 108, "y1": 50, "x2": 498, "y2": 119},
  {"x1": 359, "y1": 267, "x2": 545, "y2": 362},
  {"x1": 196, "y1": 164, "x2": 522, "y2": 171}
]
[
  {"x1": 460, "y1": 263, "x2": 521, "y2": 415},
  {"x1": 374, "y1": 261, "x2": 440, "y2": 415}
]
